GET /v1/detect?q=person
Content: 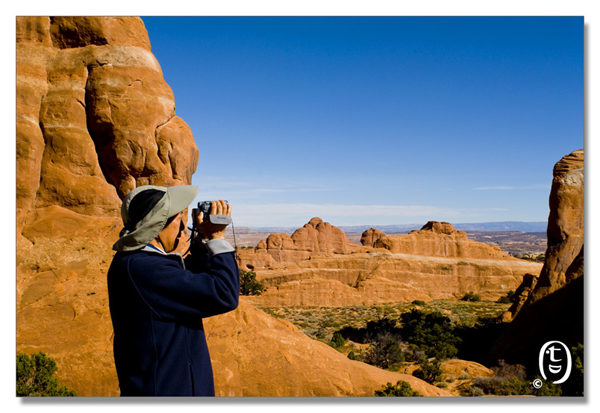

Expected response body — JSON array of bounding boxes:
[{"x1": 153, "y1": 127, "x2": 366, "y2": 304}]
[{"x1": 107, "y1": 184, "x2": 239, "y2": 397}]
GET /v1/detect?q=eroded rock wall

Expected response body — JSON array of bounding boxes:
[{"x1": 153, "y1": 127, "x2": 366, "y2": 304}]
[
  {"x1": 374, "y1": 221, "x2": 511, "y2": 259},
  {"x1": 16, "y1": 16, "x2": 198, "y2": 396},
  {"x1": 253, "y1": 217, "x2": 368, "y2": 265},
  {"x1": 488, "y1": 149, "x2": 584, "y2": 369}
]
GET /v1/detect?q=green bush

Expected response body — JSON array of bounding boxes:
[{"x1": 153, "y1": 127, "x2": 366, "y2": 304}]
[
  {"x1": 330, "y1": 332, "x2": 346, "y2": 348},
  {"x1": 413, "y1": 358, "x2": 444, "y2": 384},
  {"x1": 460, "y1": 291, "x2": 481, "y2": 302},
  {"x1": 464, "y1": 386, "x2": 484, "y2": 397},
  {"x1": 562, "y1": 343, "x2": 583, "y2": 396},
  {"x1": 239, "y1": 270, "x2": 264, "y2": 296},
  {"x1": 363, "y1": 332, "x2": 405, "y2": 370},
  {"x1": 496, "y1": 290, "x2": 516, "y2": 304},
  {"x1": 400, "y1": 309, "x2": 461, "y2": 360},
  {"x1": 496, "y1": 290, "x2": 515, "y2": 304},
  {"x1": 17, "y1": 352, "x2": 77, "y2": 397},
  {"x1": 375, "y1": 380, "x2": 422, "y2": 397},
  {"x1": 411, "y1": 300, "x2": 427, "y2": 306}
]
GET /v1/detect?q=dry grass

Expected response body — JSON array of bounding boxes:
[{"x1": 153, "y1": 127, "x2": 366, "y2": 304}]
[{"x1": 259, "y1": 299, "x2": 510, "y2": 340}]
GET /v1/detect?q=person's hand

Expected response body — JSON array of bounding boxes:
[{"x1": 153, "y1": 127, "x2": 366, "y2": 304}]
[{"x1": 194, "y1": 200, "x2": 231, "y2": 240}]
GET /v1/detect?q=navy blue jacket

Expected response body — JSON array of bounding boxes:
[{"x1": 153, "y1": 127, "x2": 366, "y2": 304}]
[{"x1": 107, "y1": 241, "x2": 239, "y2": 396}]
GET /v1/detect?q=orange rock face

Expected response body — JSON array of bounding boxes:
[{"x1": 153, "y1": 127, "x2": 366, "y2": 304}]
[
  {"x1": 245, "y1": 251, "x2": 541, "y2": 307},
  {"x1": 252, "y1": 217, "x2": 368, "y2": 265},
  {"x1": 16, "y1": 16, "x2": 198, "y2": 396},
  {"x1": 375, "y1": 221, "x2": 511, "y2": 259},
  {"x1": 530, "y1": 149, "x2": 584, "y2": 300},
  {"x1": 487, "y1": 150, "x2": 584, "y2": 369},
  {"x1": 360, "y1": 227, "x2": 386, "y2": 247}
]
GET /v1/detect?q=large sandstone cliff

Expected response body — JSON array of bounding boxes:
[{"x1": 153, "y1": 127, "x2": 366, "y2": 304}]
[
  {"x1": 487, "y1": 149, "x2": 584, "y2": 369},
  {"x1": 17, "y1": 16, "x2": 200, "y2": 396}
]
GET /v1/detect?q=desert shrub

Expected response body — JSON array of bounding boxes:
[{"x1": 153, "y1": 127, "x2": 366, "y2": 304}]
[
  {"x1": 413, "y1": 358, "x2": 444, "y2": 384},
  {"x1": 492, "y1": 359, "x2": 527, "y2": 381},
  {"x1": 411, "y1": 300, "x2": 427, "y2": 306},
  {"x1": 436, "y1": 381, "x2": 448, "y2": 389},
  {"x1": 17, "y1": 352, "x2": 77, "y2": 397},
  {"x1": 496, "y1": 290, "x2": 515, "y2": 304},
  {"x1": 330, "y1": 332, "x2": 346, "y2": 348},
  {"x1": 470, "y1": 375, "x2": 562, "y2": 397},
  {"x1": 365, "y1": 317, "x2": 401, "y2": 337},
  {"x1": 532, "y1": 376, "x2": 563, "y2": 397},
  {"x1": 375, "y1": 380, "x2": 422, "y2": 397},
  {"x1": 239, "y1": 270, "x2": 264, "y2": 296},
  {"x1": 363, "y1": 332, "x2": 405, "y2": 370},
  {"x1": 464, "y1": 386, "x2": 484, "y2": 397},
  {"x1": 471, "y1": 376, "x2": 528, "y2": 395},
  {"x1": 458, "y1": 372, "x2": 470, "y2": 380},
  {"x1": 400, "y1": 309, "x2": 461, "y2": 360},
  {"x1": 460, "y1": 291, "x2": 481, "y2": 302},
  {"x1": 347, "y1": 351, "x2": 358, "y2": 361}
]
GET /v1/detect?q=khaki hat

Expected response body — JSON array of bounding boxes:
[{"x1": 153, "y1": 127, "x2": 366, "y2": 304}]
[{"x1": 112, "y1": 185, "x2": 199, "y2": 252}]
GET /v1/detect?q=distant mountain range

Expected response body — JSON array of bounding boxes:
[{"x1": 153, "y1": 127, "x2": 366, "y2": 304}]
[{"x1": 245, "y1": 221, "x2": 547, "y2": 233}]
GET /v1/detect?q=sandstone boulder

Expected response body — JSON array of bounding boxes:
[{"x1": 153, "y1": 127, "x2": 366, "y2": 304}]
[{"x1": 360, "y1": 227, "x2": 386, "y2": 247}]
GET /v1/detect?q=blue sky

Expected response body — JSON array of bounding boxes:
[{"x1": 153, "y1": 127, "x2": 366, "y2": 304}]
[{"x1": 141, "y1": 16, "x2": 583, "y2": 228}]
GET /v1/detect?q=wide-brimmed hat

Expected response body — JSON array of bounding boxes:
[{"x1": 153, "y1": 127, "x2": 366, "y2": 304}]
[{"x1": 112, "y1": 185, "x2": 199, "y2": 251}]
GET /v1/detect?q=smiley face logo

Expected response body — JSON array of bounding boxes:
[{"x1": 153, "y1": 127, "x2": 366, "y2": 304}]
[{"x1": 539, "y1": 341, "x2": 572, "y2": 384}]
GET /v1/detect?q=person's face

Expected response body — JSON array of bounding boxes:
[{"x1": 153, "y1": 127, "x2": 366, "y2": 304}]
[{"x1": 157, "y1": 211, "x2": 188, "y2": 253}]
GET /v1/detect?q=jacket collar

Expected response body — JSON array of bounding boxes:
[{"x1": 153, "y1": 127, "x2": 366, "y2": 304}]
[{"x1": 141, "y1": 244, "x2": 186, "y2": 269}]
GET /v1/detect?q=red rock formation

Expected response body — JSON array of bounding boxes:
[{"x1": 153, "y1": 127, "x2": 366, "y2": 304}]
[
  {"x1": 360, "y1": 227, "x2": 386, "y2": 247},
  {"x1": 374, "y1": 221, "x2": 510, "y2": 259},
  {"x1": 501, "y1": 273, "x2": 538, "y2": 322},
  {"x1": 530, "y1": 149, "x2": 584, "y2": 300},
  {"x1": 487, "y1": 150, "x2": 584, "y2": 370},
  {"x1": 204, "y1": 299, "x2": 451, "y2": 396},
  {"x1": 245, "y1": 250, "x2": 541, "y2": 307},
  {"x1": 241, "y1": 220, "x2": 540, "y2": 307},
  {"x1": 16, "y1": 16, "x2": 198, "y2": 396},
  {"x1": 252, "y1": 217, "x2": 368, "y2": 265}
]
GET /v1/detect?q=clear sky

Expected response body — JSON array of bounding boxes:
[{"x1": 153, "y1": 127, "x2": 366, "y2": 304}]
[{"x1": 141, "y1": 16, "x2": 583, "y2": 228}]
